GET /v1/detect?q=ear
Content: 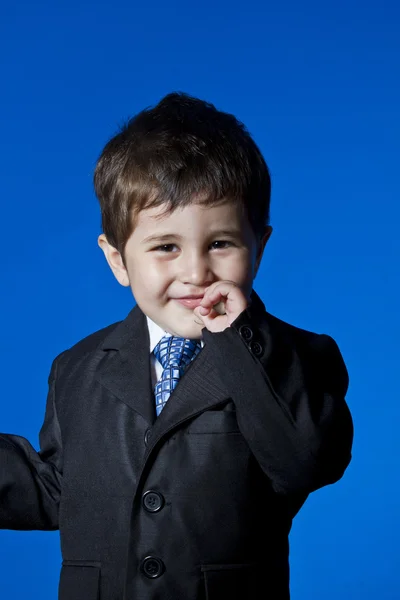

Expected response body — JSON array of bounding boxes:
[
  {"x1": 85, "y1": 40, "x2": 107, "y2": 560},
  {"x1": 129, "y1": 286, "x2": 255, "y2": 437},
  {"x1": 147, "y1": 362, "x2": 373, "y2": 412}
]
[
  {"x1": 98, "y1": 234, "x2": 130, "y2": 287},
  {"x1": 254, "y1": 226, "x2": 273, "y2": 277}
]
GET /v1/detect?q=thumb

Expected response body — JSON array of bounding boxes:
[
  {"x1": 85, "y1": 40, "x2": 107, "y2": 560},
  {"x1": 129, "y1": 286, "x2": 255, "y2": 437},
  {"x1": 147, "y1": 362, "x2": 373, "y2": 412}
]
[
  {"x1": 193, "y1": 306, "x2": 203, "y2": 319},
  {"x1": 193, "y1": 305, "x2": 210, "y2": 320}
]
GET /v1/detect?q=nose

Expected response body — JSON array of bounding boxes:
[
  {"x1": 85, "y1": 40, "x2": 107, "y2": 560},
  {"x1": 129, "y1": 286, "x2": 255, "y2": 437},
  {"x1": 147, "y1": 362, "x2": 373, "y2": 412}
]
[{"x1": 178, "y1": 250, "x2": 214, "y2": 286}]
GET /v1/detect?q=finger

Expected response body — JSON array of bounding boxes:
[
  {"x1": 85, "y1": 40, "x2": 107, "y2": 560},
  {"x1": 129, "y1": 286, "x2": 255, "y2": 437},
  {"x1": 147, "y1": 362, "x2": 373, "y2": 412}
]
[
  {"x1": 205, "y1": 282, "x2": 236, "y2": 304},
  {"x1": 194, "y1": 305, "x2": 217, "y2": 322},
  {"x1": 201, "y1": 288, "x2": 225, "y2": 307},
  {"x1": 208, "y1": 307, "x2": 222, "y2": 320}
]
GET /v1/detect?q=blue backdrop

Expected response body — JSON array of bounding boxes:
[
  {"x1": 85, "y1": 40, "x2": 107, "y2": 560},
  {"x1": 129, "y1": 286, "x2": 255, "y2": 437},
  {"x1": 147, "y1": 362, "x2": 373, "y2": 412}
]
[{"x1": 1, "y1": 0, "x2": 399, "y2": 598}]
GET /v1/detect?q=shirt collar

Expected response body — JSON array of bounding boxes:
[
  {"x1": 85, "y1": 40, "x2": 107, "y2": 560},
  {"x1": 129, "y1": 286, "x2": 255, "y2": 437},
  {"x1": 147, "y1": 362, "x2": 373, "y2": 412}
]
[{"x1": 146, "y1": 315, "x2": 204, "y2": 354}]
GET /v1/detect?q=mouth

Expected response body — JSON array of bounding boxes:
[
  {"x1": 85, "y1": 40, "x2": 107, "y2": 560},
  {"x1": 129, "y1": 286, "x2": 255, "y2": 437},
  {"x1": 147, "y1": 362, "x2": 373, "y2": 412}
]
[{"x1": 174, "y1": 297, "x2": 204, "y2": 309}]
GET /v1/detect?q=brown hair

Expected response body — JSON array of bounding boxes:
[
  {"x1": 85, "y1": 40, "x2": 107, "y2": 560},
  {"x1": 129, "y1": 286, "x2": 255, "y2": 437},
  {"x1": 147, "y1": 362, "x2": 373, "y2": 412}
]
[{"x1": 94, "y1": 92, "x2": 271, "y2": 260}]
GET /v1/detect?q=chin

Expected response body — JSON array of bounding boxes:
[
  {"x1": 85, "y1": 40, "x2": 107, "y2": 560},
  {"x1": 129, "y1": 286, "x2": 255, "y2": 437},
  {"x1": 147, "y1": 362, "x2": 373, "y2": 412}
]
[{"x1": 173, "y1": 324, "x2": 204, "y2": 340}]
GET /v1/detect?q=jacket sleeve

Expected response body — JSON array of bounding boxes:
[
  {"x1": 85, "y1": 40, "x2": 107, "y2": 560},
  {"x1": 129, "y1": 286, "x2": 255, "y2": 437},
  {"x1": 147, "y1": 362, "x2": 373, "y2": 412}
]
[
  {"x1": 0, "y1": 356, "x2": 63, "y2": 530},
  {"x1": 202, "y1": 304, "x2": 354, "y2": 499}
]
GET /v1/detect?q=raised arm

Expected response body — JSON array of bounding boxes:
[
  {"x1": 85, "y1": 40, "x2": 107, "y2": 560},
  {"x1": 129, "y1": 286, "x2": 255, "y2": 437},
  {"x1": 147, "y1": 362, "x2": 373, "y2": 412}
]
[{"x1": 202, "y1": 306, "x2": 353, "y2": 499}]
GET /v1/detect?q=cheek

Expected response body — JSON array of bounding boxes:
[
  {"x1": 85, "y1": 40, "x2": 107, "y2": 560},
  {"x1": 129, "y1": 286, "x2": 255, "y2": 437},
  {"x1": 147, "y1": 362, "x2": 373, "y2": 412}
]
[
  {"x1": 224, "y1": 254, "x2": 253, "y2": 280},
  {"x1": 135, "y1": 260, "x2": 171, "y2": 291}
]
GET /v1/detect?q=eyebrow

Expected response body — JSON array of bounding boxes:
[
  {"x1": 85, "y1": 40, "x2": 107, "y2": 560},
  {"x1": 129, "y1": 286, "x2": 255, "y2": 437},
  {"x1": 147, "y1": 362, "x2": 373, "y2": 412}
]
[{"x1": 141, "y1": 230, "x2": 243, "y2": 245}]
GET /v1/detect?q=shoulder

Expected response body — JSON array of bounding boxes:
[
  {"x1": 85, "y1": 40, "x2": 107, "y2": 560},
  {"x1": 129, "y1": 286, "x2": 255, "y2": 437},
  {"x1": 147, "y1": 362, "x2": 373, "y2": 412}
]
[
  {"x1": 263, "y1": 310, "x2": 349, "y2": 393},
  {"x1": 264, "y1": 310, "x2": 317, "y2": 339},
  {"x1": 48, "y1": 320, "x2": 122, "y2": 379},
  {"x1": 250, "y1": 289, "x2": 333, "y2": 346},
  {"x1": 248, "y1": 289, "x2": 346, "y2": 359},
  {"x1": 262, "y1": 308, "x2": 340, "y2": 351}
]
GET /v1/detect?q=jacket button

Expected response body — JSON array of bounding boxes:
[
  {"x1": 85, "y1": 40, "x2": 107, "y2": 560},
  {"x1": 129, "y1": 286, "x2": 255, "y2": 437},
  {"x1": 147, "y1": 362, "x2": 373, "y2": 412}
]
[
  {"x1": 143, "y1": 490, "x2": 164, "y2": 512},
  {"x1": 141, "y1": 556, "x2": 165, "y2": 578},
  {"x1": 144, "y1": 429, "x2": 151, "y2": 445},
  {"x1": 239, "y1": 325, "x2": 253, "y2": 341},
  {"x1": 249, "y1": 340, "x2": 263, "y2": 357}
]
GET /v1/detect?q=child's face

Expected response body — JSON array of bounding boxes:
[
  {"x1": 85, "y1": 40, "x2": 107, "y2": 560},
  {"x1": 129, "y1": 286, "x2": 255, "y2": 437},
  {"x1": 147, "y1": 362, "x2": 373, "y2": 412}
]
[{"x1": 99, "y1": 199, "x2": 272, "y2": 339}]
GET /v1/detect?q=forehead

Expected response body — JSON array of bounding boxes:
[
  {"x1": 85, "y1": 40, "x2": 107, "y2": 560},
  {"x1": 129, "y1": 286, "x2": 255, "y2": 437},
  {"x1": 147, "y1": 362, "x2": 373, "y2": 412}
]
[{"x1": 134, "y1": 199, "x2": 247, "y2": 233}]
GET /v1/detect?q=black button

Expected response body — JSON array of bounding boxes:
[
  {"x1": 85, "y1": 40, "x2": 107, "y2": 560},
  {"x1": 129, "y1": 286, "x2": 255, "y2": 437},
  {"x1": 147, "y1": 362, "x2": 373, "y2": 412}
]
[
  {"x1": 239, "y1": 325, "x2": 253, "y2": 341},
  {"x1": 141, "y1": 556, "x2": 165, "y2": 578},
  {"x1": 143, "y1": 491, "x2": 164, "y2": 512},
  {"x1": 249, "y1": 340, "x2": 263, "y2": 356},
  {"x1": 144, "y1": 429, "x2": 151, "y2": 445}
]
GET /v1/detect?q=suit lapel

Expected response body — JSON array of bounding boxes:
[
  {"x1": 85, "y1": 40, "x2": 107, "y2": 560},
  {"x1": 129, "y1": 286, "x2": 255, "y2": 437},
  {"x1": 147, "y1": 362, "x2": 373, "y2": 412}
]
[
  {"x1": 144, "y1": 341, "x2": 230, "y2": 458},
  {"x1": 95, "y1": 301, "x2": 231, "y2": 436},
  {"x1": 95, "y1": 304, "x2": 156, "y2": 426}
]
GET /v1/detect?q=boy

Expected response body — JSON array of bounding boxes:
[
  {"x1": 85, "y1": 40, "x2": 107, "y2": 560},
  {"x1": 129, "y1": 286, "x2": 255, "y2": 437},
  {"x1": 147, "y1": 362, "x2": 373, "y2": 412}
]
[{"x1": 0, "y1": 92, "x2": 353, "y2": 600}]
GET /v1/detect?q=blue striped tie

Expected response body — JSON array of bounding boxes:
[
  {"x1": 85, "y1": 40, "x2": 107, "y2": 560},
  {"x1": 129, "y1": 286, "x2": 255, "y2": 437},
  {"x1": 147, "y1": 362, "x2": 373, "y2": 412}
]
[{"x1": 153, "y1": 335, "x2": 202, "y2": 416}]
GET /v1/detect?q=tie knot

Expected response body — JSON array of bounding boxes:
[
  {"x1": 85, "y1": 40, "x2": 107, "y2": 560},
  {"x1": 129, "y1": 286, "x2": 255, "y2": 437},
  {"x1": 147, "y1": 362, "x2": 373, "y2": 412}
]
[{"x1": 153, "y1": 335, "x2": 201, "y2": 370}]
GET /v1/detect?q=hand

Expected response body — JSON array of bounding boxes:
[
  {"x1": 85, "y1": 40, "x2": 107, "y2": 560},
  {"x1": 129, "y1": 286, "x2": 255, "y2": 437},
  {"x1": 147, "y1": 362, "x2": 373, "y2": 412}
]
[{"x1": 193, "y1": 281, "x2": 249, "y2": 333}]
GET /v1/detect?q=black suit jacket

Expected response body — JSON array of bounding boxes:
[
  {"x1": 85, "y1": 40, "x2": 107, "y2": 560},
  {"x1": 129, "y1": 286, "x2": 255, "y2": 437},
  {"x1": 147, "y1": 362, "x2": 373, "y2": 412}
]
[{"x1": 0, "y1": 290, "x2": 353, "y2": 600}]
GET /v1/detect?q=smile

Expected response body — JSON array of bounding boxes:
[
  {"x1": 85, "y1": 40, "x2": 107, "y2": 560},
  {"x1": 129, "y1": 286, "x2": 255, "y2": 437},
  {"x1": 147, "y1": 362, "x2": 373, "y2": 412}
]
[{"x1": 175, "y1": 298, "x2": 203, "y2": 309}]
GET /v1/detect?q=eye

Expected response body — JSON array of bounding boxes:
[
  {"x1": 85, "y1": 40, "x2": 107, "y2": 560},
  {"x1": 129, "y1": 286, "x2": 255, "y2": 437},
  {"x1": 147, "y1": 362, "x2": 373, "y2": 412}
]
[
  {"x1": 154, "y1": 244, "x2": 177, "y2": 252},
  {"x1": 153, "y1": 241, "x2": 233, "y2": 253},
  {"x1": 211, "y1": 240, "x2": 233, "y2": 249}
]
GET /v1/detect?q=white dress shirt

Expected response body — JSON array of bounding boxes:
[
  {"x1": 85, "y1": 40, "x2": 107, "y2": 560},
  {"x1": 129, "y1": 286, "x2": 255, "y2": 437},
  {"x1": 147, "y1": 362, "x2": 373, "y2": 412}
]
[{"x1": 146, "y1": 316, "x2": 205, "y2": 389}]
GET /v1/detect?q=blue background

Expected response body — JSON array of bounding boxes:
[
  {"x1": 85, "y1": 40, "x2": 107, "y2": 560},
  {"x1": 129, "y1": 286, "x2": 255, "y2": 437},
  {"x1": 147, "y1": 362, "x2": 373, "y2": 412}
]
[{"x1": 1, "y1": 0, "x2": 399, "y2": 598}]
